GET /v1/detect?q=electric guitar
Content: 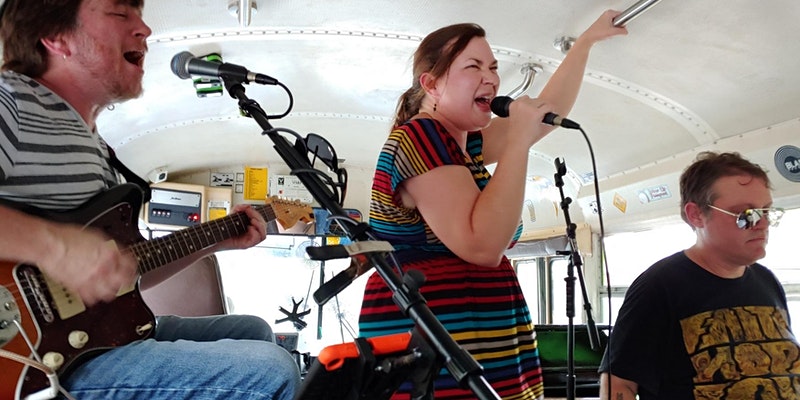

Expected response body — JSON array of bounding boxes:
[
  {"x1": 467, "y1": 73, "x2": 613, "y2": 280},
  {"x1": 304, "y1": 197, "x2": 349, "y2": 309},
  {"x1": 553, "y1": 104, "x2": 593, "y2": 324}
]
[{"x1": 0, "y1": 183, "x2": 313, "y2": 399}]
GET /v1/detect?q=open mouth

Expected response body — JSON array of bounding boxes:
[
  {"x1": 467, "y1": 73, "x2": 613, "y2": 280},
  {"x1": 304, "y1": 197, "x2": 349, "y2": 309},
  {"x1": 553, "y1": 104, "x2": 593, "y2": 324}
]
[
  {"x1": 123, "y1": 51, "x2": 145, "y2": 68},
  {"x1": 475, "y1": 96, "x2": 491, "y2": 107}
]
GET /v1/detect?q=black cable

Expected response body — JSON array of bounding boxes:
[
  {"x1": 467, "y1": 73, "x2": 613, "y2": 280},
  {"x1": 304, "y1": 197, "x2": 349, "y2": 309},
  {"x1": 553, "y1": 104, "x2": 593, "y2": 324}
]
[{"x1": 576, "y1": 126, "x2": 612, "y2": 400}]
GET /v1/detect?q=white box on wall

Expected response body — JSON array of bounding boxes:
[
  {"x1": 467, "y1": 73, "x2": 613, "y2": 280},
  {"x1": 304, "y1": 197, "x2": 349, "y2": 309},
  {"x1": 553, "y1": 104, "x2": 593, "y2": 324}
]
[{"x1": 268, "y1": 174, "x2": 314, "y2": 204}]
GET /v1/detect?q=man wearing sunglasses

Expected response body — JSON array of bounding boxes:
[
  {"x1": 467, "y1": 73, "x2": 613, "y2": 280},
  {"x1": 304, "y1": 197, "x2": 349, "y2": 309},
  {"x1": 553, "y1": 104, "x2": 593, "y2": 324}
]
[{"x1": 599, "y1": 151, "x2": 800, "y2": 399}]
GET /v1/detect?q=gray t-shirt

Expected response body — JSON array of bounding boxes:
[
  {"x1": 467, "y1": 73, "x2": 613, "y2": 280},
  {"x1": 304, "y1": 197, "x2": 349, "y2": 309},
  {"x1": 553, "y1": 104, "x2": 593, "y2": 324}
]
[{"x1": 0, "y1": 71, "x2": 118, "y2": 210}]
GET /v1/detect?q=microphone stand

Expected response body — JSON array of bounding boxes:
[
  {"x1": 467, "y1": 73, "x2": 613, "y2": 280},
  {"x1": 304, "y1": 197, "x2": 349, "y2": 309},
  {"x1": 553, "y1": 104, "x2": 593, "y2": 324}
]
[
  {"x1": 222, "y1": 78, "x2": 500, "y2": 400},
  {"x1": 553, "y1": 157, "x2": 601, "y2": 400}
]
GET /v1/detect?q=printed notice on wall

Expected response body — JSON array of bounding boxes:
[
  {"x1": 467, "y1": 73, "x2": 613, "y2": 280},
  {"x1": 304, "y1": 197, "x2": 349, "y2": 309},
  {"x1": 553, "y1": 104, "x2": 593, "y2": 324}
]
[
  {"x1": 244, "y1": 166, "x2": 268, "y2": 201},
  {"x1": 269, "y1": 174, "x2": 314, "y2": 204}
]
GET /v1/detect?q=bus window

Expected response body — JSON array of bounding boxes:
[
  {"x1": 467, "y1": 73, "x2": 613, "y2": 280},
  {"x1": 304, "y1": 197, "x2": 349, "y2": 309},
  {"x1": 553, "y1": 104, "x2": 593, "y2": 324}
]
[
  {"x1": 759, "y1": 207, "x2": 800, "y2": 332},
  {"x1": 597, "y1": 207, "x2": 799, "y2": 331},
  {"x1": 515, "y1": 258, "x2": 542, "y2": 323},
  {"x1": 214, "y1": 236, "x2": 361, "y2": 355},
  {"x1": 599, "y1": 223, "x2": 695, "y2": 325}
]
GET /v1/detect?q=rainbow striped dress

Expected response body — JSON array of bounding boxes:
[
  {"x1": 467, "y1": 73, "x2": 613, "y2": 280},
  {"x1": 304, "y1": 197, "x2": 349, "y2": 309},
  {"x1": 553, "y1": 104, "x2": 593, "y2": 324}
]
[{"x1": 359, "y1": 118, "x2": 544, "y2": 399}]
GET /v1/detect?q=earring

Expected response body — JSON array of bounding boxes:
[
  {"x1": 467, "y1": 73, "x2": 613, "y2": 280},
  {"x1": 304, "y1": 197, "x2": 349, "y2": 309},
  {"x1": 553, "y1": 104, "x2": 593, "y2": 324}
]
[
  {"x1": 433, "y1": 103, "x2": 437, "y2": 112},
  {"x1": 62, "y1": 54, "x2": 67, "y2": 61}
]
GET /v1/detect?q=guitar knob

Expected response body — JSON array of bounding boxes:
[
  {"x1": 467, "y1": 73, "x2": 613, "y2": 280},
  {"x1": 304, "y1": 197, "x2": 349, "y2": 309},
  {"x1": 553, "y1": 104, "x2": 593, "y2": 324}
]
[
  {"x1": 68, "y1": 330, "x2": 90, "y2": 349},
  {"x1": 43, "y1": 352, "x2": 65, "y2": 370}
]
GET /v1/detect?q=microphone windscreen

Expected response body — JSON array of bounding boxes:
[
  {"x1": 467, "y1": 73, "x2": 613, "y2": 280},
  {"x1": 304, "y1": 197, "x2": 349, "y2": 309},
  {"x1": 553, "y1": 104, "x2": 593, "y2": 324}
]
[
  {"x1": 170, "y1": 51, "x2": 195, "y2": 79},
  {"x1": 490, "y1": 96, "x2": 513, "y2": 118}
]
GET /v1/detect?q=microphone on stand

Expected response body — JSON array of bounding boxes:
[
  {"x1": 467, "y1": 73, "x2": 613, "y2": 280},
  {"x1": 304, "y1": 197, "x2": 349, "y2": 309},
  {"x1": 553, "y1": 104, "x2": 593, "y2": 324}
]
[
  {"x1": 170, "y1": 51, "x2": 279, "y2": 85},
  {"x1": 490, "y1": 95, "x2": 581, "y2": 129}
]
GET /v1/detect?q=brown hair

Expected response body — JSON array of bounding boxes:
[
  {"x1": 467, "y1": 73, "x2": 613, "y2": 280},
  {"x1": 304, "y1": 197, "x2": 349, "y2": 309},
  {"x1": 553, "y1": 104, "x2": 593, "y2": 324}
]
[
  {"x1": 679, "y1": 151, "x2": 771, "y2": 224},
  {"x1": 0, "y1": 0, "x2": 144, "y2": 77},
  {"x1": 394, "y1": 23, "x2": 486, "y2": 128}
]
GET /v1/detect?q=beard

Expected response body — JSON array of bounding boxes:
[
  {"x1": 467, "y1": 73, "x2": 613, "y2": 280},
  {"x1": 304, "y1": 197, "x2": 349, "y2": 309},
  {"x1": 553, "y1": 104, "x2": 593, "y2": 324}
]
[{"x1": 72, "y1": 33, "x2": 145, "y2": 104}]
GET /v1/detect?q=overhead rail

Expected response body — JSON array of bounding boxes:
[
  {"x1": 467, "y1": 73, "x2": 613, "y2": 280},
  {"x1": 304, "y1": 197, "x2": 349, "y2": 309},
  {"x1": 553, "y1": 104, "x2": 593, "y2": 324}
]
[{"x1": 612, "y1": 0, "x2": 663, "y2": 27}]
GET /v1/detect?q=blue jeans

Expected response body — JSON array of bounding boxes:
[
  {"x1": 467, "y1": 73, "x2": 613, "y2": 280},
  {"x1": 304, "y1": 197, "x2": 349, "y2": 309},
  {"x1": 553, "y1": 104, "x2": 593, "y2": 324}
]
[{"x1": 62, "y1": 314, "x2": 300, "y2": 399}]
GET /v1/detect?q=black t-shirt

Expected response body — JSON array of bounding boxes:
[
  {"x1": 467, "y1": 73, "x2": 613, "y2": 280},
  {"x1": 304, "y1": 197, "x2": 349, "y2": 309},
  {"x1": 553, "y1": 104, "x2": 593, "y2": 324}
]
[{"x1": 600, "y1": 251, "x2": 800, "y2": 399}]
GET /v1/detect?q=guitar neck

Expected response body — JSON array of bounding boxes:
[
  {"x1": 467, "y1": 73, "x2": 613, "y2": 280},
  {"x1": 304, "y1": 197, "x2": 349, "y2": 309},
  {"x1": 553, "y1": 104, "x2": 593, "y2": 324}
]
[{"x1": 131, "y1": 205, "x2": 276, "y2": 274}]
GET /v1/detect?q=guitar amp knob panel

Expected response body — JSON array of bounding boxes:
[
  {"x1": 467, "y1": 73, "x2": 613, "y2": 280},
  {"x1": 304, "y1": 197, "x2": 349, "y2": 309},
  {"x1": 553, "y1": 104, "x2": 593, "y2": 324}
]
[{"x1": 145, "y1": 186, "x2": 203, "y2": 228}]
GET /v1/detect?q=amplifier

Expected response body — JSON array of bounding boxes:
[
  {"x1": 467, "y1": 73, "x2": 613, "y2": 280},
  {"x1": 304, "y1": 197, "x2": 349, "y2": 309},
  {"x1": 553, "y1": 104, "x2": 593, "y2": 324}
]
[{"x1": 147, "y1": 187, "x2": 203, "y2": 227}]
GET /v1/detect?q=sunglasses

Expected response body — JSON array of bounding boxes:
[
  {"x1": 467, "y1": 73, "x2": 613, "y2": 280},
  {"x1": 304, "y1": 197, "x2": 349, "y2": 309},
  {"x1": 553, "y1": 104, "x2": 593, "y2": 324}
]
[
  {"x1": 707, "y1": 204, "x2": 785, "y2": 229},
  {"x1": 305, "y1": 133, "x2": 339, "y2": 172},
  {"x1": 296, "y1": 132, "x2": 348, "y2": 205}
]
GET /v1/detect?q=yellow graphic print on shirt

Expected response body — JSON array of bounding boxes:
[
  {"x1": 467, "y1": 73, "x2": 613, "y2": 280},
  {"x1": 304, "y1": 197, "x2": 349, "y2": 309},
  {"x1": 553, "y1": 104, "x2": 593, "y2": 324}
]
[{"x1": 681, "y1": 306, "x2": 800, "y2": 399}]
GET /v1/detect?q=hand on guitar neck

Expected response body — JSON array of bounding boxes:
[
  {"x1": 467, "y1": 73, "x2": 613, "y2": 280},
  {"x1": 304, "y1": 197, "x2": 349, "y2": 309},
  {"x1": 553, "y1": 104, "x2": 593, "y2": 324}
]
[
  {"x1": 211, "y1": 203, "x2": 269, "y2": 251},
  {"x1": 1, "y1": 185, "x2": 305, "y2": 306},
  {"x1": 138, "y1": 203, "x2": 269, "y2": 291},
  {"x1": 1, "y1": 201, "x2": 268, "y2": 307}
]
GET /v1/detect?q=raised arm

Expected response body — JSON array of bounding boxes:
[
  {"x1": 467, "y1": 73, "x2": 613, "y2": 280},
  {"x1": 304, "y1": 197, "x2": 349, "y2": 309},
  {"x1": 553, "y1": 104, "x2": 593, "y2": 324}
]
[{"x1": 482, "y1": 10, "x2": 628, "y2": 164}]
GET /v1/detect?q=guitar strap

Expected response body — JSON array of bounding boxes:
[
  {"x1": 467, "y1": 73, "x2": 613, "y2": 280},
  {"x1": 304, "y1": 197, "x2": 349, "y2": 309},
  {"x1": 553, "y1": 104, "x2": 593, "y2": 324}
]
[{"x1": 107, "y1": 146, "x2": 152, "y2": 204}]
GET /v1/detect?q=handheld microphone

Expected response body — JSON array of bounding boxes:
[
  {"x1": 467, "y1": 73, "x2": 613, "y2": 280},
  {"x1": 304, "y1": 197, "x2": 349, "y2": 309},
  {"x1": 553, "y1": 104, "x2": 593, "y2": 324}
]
[
  {"x1": 170, "y1": 51, "x2": 278, "y2": 85},
  {"x1": 490, "y1": 95, "x2": 581, "y2": 129}
]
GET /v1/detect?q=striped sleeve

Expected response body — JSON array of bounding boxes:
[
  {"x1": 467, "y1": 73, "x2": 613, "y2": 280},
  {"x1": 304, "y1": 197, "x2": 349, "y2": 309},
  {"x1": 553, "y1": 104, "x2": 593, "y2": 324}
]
[
  {"x1": 0, "y1": 72, "x2": 117, "y2": 209},
  {"x1": 381, "y1": 118, "x2": 465, "y2": 191},
  {"x1": 0, "y1": 81, "x2": 20, "y2": 180}
]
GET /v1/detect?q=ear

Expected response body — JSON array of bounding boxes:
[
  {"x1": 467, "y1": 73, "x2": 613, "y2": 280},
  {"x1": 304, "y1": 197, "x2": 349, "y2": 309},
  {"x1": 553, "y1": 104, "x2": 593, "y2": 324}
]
[
  {"x1": 684, "y1": 202, "x2": 706, "y2": 229},
  {"x1": 419, "y1": 72, "x2": 441, "y2": 99},
  {"x1": 39, "y1": 33, "x2": 71, "y2": 59}
]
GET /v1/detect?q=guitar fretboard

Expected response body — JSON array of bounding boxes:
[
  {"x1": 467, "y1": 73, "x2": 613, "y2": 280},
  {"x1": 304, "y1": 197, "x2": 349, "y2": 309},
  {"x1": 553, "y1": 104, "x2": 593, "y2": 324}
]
[{"x1": 130, "y1": 205, "x2": 277, "y2": 273}]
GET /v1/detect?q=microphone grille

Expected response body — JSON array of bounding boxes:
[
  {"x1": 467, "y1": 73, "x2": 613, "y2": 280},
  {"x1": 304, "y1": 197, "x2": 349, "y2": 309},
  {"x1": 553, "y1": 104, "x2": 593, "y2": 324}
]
[
  {"x1": 170, "y1": 51, "x2": 195, "y2": 80},
  {"x1": 490, "y1": 96, "x2": 512, "y2": 118}
]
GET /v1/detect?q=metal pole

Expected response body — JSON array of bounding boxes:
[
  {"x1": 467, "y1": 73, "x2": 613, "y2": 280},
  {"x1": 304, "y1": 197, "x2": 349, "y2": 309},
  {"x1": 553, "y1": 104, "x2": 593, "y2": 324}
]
[
  {"x1": 613, "y1": 0, "x2": 663, "y2": 27},
  {"x1": 506, "y1": 64, "x2": 543, "y2": 99}
]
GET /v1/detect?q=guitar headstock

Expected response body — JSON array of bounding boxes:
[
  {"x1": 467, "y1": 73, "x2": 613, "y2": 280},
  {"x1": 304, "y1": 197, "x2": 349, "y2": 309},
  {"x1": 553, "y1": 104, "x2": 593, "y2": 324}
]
[{"x1": 265, "y1": 197, "x2": 314, "y2": 229}]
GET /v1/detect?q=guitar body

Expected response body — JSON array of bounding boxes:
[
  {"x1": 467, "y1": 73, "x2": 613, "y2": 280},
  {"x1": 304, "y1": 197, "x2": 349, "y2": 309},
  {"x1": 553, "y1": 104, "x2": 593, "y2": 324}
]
[{"x1": 0, "y1": 184, "x2": 156, "y2": 399}]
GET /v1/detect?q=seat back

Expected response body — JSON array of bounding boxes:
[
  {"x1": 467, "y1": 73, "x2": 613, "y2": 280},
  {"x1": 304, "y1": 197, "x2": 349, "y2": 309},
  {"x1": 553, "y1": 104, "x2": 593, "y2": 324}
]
[
  {"x1": 535, "y1": 324, "x2": 609, "y2": 398},
  {"x1": 140, "y1": 254, "x2": 227, "y2": 316}
]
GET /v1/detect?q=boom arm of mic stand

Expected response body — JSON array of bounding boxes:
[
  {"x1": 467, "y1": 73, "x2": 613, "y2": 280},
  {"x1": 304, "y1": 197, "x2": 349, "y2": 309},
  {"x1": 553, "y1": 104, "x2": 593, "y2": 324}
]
[{"x1": 224, "y1": 79, "x2": 500, "y2": 400}]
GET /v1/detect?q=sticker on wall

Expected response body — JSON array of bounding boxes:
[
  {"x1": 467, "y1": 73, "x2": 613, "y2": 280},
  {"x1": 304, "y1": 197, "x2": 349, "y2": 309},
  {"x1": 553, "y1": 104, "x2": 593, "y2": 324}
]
[
  {"x1": 613, "y1": 192, "x2": 627, "y2": 213},
  {"x1": 588, "y1": 200, "x2": 601, "y2": 215},
  {"x1": 210, "y1": 172, "x2": 234, "y2": 187},
  {"x1": 638, "y1": 184, "x2": 672, "y2": 204},
  {"x1": 775, "y1": 145, "x2": 800, "y2": 183}
]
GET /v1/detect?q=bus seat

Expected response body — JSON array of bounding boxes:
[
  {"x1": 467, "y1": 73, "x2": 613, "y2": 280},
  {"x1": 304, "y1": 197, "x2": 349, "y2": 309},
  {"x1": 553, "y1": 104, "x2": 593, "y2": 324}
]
[
  {"x1": 140, "y1": 254, "x2": 227, "y2": 316},
  {"x1": 535, "y1": 324, "x2": 609, "y2": 398}
]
